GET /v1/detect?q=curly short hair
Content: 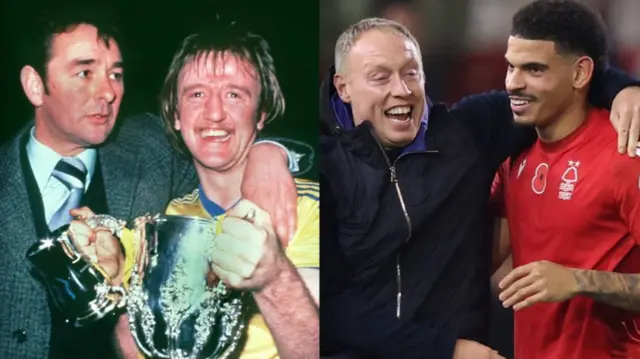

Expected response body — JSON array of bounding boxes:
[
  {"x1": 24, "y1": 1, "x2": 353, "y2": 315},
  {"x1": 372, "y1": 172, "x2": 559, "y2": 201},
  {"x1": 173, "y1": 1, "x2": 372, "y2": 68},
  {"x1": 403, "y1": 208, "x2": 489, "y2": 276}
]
[{"x1": 511, "y1": 0, "x2": 609, "y2": 71}]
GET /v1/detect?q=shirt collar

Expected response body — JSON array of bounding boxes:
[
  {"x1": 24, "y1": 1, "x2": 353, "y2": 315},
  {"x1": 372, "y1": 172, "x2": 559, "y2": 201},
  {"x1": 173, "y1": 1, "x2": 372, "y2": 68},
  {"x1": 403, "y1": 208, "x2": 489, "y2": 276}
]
[
  {"x1": 26, "y1": 126, "x2": 97, "y2": 192},
  {"x1": 198, "y1": 184, "x2": 243, "y2": 218}
]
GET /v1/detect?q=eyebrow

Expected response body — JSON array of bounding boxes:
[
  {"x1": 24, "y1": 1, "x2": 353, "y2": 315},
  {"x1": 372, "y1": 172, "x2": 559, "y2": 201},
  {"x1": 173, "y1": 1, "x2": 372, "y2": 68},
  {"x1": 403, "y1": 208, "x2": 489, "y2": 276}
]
[
  {"x1": 111, "y1": 61, "x2": 124, "y2": 70},
  {"x1": 228, "y1": 84, "x2": 251, "y2": 97},
  {"x1": 364, "y1": 63, "x2": 389, "y2": 71},
  {"x1": 69, "y1": 58, "x2": 124, "y2": 70},
  {"x1": 181, "y1": 83, "x2": 204, "y2": 96},
  {"x1": 180, "y1": 83, "x2": 253, "y2": 97},
  {"x1": 505, "y1": 58, "x2": 550, "y2": 70}
]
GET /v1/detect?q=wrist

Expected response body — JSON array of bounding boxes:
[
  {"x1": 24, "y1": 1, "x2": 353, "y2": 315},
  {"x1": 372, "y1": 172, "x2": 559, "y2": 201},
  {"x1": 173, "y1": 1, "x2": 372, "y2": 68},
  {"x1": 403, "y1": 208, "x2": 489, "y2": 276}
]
[
  {"x1": 572, "y1": 268, "x2": 590, "y2": 296},
  {"x1": 254, "y1": 257, "x2": 296, "y2": 299}
]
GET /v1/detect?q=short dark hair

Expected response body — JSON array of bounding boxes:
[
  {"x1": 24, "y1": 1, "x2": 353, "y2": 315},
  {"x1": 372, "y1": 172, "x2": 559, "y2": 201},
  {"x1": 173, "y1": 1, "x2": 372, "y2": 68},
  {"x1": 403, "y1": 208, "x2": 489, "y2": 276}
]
[
  {"x1": 160, "y1": 23, "x2": 285, "y2": 155},
  {"x1": 22, "y1": 5, "x2": 121, "y2": 92},
  {"x1": 511, "y1": 0, "x2": 609, "y2": 71}
]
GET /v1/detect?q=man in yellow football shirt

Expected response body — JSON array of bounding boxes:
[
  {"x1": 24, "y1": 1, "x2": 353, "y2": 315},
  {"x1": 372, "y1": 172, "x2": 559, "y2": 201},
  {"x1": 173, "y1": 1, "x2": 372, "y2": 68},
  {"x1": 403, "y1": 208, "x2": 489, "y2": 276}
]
[{"x1": 68, "y1": 28, "x2": 319, "y2": 358}]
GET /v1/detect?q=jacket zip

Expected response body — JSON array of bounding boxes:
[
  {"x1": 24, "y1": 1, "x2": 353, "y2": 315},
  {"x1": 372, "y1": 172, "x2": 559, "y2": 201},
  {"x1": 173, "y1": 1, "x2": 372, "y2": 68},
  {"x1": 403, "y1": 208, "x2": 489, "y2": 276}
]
[{"x1": 371, "y1": 135, "x2": 413, "y2": 319}]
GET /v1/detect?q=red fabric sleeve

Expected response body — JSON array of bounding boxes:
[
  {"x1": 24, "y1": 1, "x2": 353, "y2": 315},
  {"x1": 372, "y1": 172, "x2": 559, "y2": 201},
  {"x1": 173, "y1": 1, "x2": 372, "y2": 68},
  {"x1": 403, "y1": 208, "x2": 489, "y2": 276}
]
[
  {"x1": 490, "y1": 160, "x2": 510, "y2": 217},
  {"x1": 612, "y1": 155, "x2": 640, "y2": 244}
]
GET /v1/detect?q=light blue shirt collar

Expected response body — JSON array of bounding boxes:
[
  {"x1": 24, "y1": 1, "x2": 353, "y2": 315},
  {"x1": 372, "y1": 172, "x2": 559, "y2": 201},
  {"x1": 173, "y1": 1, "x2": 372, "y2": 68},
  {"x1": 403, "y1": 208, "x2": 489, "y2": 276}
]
[{"x1": 26, "y1": 126, "x2": 97, "y2": 193}]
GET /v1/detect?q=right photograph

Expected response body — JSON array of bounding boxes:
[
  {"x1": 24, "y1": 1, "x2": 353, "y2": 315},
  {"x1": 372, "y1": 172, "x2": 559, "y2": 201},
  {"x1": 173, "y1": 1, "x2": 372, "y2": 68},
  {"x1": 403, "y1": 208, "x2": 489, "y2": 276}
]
[{"x1": 319, "y1": 1, "x2": 640, "y2": 359}]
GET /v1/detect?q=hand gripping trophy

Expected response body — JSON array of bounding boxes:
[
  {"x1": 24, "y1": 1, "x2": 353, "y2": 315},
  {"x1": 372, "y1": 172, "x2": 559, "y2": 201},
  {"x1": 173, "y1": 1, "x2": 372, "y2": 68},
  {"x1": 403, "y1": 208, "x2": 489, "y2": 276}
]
[{"x1": 26, "y1": 212, "x2": 251, "y2": 359}]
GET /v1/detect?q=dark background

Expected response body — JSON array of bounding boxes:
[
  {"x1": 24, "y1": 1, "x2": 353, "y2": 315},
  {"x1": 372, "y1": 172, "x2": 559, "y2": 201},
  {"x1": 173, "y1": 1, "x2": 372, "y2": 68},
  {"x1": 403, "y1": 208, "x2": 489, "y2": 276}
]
[{"x1": 0, "y1": 0, "x2": 319, "y2": 179}]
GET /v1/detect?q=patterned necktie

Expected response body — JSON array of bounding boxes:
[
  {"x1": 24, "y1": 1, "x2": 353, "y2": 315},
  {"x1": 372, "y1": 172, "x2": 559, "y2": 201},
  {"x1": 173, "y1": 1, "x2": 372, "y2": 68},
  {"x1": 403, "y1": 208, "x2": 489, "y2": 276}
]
[{"x1": 48, "y1": 157, "x2": 87, "y2": 232}]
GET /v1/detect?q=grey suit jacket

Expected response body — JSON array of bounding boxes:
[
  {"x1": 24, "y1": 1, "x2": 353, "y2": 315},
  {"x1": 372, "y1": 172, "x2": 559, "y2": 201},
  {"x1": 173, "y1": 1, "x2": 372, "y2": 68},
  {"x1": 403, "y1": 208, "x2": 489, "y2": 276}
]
[{"x1": 0, "y1": 113, "x2": 198, "y2": 358}]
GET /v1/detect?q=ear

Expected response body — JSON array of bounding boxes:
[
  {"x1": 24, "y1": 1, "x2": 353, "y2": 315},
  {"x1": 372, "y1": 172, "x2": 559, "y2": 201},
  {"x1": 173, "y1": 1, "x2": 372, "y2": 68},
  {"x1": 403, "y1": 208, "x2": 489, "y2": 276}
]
[
  {"x1": 173, "y1": 115, "x2": 181, "y2": 131},
  {"x1": 333, "y1": 73, "x2": 351, "y2": 103},
  {"x1": 573, "y1": 56, "x2": 594, "y2": 90},
  {"x1": 20, "y1": 66, "x2": 45, "y2": 107},
  {"x1": 257, "y1": 112, "x2": 267, "y2": 131}
]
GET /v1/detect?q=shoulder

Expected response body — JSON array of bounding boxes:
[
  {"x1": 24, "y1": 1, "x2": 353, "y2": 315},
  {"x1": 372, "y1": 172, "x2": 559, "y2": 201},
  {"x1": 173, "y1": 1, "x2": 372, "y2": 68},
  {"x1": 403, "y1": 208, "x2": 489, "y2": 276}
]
[
  {"x1": 0, "y1": 126, "x2": 29, "y2": 169},
  {"x1": 295, "y1": 178, "x2": 319, "y2": 202},
  {"x1": 451, "y1": 90, "x2": 510, "y2": 113},
  {"x1": 109, "y1": 112, "x2": 170, "y2": 150},
  {"x1": 294, "y1": 178, "x2": 319, "y2": 225},
  {"x1": 0, "y1": 136, "x2": 18, "y2": 160},
  {"x1": 166, "y1": 187, "x2": 200, "y2": 215},
  {"x1": 169, "y1": 187, "x2": 200, "y2": 206},
  {"x1": 427, "y1": 102, "x2": 483, "y2": 156},
  {"x1": 609, "y1": 148, "x2": 640, "y2": 177}
]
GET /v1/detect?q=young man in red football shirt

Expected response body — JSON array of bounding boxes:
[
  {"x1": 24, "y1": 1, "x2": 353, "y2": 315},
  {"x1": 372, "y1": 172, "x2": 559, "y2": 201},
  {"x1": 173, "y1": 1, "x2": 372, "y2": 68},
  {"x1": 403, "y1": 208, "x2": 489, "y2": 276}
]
[{"x1": 491, "y1": 1, "x2": 640, "y2": 358}]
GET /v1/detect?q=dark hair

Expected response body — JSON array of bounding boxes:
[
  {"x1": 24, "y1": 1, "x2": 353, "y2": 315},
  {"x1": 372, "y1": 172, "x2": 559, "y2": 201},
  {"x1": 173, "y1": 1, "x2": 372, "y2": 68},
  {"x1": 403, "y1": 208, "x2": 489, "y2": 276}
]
[
  {"x1": 160, "y1": 22, "x2": 285, "y2": 155},
  {"x1": 511, "y1": 0, "x2": 609, "y2": 71},
  {"x1": 22, "y1": 4, "x2": 121, "y2": 93}
]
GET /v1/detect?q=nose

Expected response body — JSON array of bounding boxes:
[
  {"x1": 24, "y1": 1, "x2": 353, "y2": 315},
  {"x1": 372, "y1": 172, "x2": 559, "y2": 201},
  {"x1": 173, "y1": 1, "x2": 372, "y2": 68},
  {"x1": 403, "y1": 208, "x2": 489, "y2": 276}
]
[
  {"x1": 390, "y1": 74, "x2": 412, "y2": 97},
  {"x1": 203, "y1": 93, "x2": 225, "y2": 122},
  {"x1": 95, "y1": 77, "x2": 116, "y2": 104},
  {"x1": 505, "y1": 68, "x2": 525, "y2": 93}
]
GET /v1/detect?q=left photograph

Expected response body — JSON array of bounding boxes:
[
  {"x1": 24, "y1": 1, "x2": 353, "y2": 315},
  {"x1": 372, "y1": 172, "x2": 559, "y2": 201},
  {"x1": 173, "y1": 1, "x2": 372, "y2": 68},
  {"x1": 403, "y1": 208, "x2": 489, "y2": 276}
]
[{"x1": 0, "y1": 1, "x2": 319, "y2": 358}]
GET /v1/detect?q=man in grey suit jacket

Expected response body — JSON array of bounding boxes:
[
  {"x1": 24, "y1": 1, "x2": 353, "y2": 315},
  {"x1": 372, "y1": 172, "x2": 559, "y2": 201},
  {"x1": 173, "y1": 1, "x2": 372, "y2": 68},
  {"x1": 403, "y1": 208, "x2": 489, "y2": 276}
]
[{"x1": 0, "y1": 9, "x2": 301, "y2": 359}]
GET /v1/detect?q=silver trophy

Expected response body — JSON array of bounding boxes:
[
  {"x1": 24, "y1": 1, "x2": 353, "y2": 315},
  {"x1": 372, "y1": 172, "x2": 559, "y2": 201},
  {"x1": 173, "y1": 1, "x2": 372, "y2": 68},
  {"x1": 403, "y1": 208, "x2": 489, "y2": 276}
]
[
  {"x1": 26, "y1": 215, "x2": 128, "y2": 327},
  {"x1": 126, "y1": 214, "x2": 248, "y2": 359}
]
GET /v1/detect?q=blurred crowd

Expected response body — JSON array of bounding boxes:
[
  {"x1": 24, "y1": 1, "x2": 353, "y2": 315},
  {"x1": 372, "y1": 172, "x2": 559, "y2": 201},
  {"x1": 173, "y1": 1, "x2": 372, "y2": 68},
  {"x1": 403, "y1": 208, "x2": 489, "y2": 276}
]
[{"x1": 320, "y1": 0, "x2": 640, "y2": 105}]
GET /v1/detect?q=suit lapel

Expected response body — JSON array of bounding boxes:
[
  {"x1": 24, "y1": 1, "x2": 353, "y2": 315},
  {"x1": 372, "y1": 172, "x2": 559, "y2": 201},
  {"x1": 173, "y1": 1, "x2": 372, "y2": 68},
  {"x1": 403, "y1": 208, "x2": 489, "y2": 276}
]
[{"x1": 99, "y1": 136, "x2": 140, "y2": 222}]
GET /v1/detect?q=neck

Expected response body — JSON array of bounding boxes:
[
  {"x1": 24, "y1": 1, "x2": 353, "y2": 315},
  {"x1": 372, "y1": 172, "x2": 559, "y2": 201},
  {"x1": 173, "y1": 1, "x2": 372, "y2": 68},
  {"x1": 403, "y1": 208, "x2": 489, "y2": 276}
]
[
  {"x1": 196, "y1": 159, "x2": 248, "y2": 210},
  {"x1": 34, "y1": 111, "x2": 85, "y2": 157},
  {"x1": 536, "y1": 97, "x2": 589, "y2": 143}
]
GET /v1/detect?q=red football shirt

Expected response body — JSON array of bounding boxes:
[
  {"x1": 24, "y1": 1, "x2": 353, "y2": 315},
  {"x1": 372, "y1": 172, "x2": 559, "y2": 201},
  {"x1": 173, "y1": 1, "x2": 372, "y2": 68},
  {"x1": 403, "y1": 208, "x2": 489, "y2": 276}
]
[{"x1": 499, "y1": 108, "x2": 640, "y2": 359}]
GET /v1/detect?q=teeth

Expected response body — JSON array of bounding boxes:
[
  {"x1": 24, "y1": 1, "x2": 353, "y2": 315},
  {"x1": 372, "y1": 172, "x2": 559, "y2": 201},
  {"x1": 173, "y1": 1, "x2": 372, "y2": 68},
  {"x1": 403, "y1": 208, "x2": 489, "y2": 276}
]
[
  {"x1": 386, "y1": 106, "x2": 411, "y2": 115},
  {"x1": 511, "y1": 99, "x2": 531, "y2": 106},
  {"x1": 201, "y1": 129, "x2": 229, "y2": 138},
  {"x1": 389, "y1": 117, "x2": 411, "y2": 124}
]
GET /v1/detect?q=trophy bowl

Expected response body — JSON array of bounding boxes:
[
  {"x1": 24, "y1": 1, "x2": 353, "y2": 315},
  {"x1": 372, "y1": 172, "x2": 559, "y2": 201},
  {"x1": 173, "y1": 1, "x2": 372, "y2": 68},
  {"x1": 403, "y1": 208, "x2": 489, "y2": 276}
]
[
  {"x1": 25, "y1": 215, "x2": 128, "y2": 327},
  {"x1": 127, "y1": 214, "x2": 248, "y2": 359}
]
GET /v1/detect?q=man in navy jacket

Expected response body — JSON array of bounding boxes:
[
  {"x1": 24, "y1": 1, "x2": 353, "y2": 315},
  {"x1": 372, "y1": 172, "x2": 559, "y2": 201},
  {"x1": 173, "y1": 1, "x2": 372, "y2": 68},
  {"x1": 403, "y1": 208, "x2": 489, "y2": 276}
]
[{"x1": 320, "y1": 17, "x2": 640, "y2": 359}]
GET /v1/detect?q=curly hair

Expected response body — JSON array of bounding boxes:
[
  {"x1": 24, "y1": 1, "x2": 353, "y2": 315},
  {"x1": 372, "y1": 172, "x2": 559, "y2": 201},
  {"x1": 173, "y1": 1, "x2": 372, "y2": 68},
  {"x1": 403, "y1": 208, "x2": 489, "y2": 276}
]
[{"x1": 511, "y1": 0, "x2": 609, "y2": 71}]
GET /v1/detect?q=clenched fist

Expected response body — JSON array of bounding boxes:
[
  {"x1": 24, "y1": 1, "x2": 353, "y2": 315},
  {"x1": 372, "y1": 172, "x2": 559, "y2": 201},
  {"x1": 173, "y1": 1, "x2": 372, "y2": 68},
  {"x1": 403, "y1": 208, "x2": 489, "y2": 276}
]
[
  {"x1": 67, "y1": 207, "x2": 125, "y2": 285},
  {"x1": 209, "y1": 199, "x2": 289, "y2": 292}
]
